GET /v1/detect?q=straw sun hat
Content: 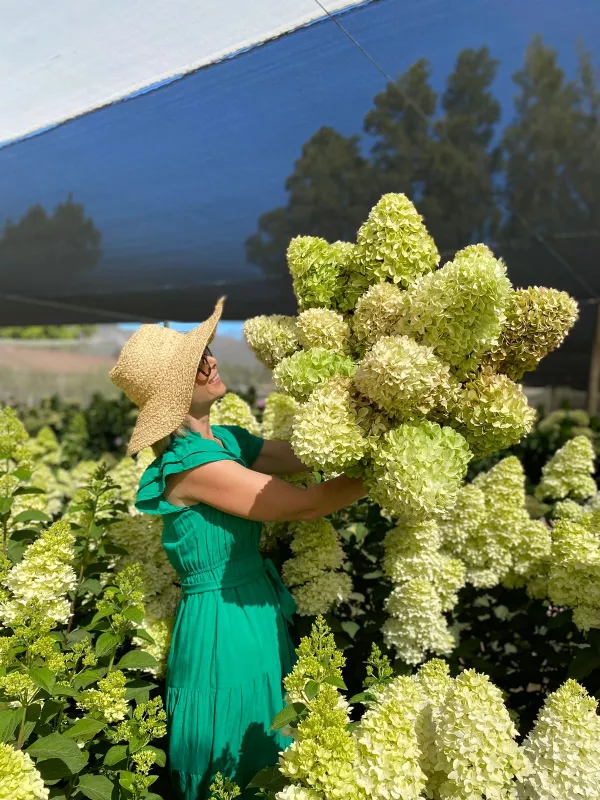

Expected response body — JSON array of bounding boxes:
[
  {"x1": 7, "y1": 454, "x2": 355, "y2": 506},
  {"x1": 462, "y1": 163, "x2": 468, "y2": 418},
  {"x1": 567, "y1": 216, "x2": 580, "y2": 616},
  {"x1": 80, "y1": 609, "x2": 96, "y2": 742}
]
[{"x1": 110, "y1": 297, "x2": 225, "y2": 455}]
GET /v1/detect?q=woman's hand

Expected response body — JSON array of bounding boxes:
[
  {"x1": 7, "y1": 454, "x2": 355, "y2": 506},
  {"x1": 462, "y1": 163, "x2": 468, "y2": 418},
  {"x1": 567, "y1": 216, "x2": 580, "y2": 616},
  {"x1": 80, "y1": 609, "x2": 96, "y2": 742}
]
[{"x1": 251, "y1": 440, "x2": 309, "y2": 475}]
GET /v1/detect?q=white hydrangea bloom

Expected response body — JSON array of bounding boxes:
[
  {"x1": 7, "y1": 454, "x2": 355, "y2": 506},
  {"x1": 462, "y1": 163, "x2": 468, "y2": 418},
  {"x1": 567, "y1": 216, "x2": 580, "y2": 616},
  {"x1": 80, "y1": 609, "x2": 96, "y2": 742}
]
[
  {"x1": 108, "y1": 516, "x2": 177, "y2": 600},
  {"x1": 354, "y1": 676, "x2": 427, "y2": 799},
  {"x1": 1, "y1": 521, "x2": 76, "y2": 626},
  {"x1": 434, "y1": 670, "x2": 529, "y2": 799},
  {"x1": 244, "y1": 315, "x2": 300, "y2": 369},
  {"x1": 261, "y1": 394, "x2": 300, "y2": 442},
  {"x1": 275, "y1": 786, "x2": 324, "y2": 800},
  {"x1": 518, "y1": 680, "x2": 600, "y2": 800},
  {"x1": 297, "y1": 308, "x2": 351, "y2": 354},
  {"x1": 383, "y1": 579, "x2": 455, "y2": 665},
  {"x1": 0, "y1": 742, "x2": 48, "y2": 800},
  {"x1": 210, "y1": 393, "x2": 261, "y2": 436},
  {"x1": 355, "y1": 335, "x2": 451, "y2": 420},
  {"x1": 352, "y1": 282, "x2": 407, "y2": 353},
  {"x1": 291, "y1": 377, "x2": 367, "y2": 473},
  {"x1": 536, "y1": 436, "x2": 597, "y2": 502},
  {"x1": 292, "y1": 571, "x2": 352, "y2": 617}
]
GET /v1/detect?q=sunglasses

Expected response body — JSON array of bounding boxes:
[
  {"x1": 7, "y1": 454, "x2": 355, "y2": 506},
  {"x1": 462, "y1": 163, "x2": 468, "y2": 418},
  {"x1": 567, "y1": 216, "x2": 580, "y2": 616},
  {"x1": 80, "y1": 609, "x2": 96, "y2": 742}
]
[{"x1": 197, "y1": 346, "x2": 214, "y2": 378}]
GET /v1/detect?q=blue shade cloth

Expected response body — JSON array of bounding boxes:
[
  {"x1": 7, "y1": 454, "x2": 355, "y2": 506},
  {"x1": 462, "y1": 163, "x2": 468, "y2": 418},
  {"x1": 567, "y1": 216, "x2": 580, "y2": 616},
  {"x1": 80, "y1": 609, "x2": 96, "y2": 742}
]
[{"x1": 0, "y1": 0, "x2": 598, "y2": 388}]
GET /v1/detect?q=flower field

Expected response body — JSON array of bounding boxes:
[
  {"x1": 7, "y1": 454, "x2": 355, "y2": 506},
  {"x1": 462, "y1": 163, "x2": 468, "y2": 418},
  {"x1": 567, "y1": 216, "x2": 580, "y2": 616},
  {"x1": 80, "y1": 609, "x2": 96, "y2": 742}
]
[{"x1": 1, "y1": 191, "x2": 600, "y2": 797}]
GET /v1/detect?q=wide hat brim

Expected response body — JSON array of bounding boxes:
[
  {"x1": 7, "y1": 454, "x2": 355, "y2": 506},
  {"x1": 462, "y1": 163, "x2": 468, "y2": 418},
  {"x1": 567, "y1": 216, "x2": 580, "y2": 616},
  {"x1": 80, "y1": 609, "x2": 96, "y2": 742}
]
[{"x1": 125, "y1": 297, "x2": 225, "y2": 455}]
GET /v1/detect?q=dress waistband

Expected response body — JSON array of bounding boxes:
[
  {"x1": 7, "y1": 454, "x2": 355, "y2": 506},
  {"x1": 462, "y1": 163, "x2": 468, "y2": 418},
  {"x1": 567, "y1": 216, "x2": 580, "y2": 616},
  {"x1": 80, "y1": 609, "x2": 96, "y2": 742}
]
[{"x1": 180, "y1": 554, "x2": 297, "y2": 623}]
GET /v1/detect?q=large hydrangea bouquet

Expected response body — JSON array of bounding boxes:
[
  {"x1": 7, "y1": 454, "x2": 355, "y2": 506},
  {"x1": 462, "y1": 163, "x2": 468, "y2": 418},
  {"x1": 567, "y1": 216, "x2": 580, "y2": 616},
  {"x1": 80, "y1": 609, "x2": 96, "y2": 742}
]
[{"x1": 241, "y1": 193, "x2": 577, "y2": 649}]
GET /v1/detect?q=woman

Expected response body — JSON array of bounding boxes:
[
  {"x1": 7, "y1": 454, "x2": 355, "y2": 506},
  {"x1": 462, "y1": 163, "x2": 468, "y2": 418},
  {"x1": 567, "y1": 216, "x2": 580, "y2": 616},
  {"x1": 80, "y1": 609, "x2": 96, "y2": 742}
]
[{"x1": 110, "y1": 298, "x2": 365, "y2": 800}]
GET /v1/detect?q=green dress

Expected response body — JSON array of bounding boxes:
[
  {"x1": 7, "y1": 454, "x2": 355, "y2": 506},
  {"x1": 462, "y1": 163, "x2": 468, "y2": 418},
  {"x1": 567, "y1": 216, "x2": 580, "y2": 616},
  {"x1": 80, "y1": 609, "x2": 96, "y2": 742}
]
[{"x1": 135, "y1": 426, "x2": 296, "y2": 800}]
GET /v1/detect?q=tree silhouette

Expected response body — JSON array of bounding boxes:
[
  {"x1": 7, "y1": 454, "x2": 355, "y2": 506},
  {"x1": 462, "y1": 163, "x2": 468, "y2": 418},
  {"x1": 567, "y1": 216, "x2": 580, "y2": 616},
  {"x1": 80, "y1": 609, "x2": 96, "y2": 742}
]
[
  {"x1": 246, "y1": 127, "x2": 378, "y2": 278},
  {"x1": 0, "y1": 194, "x2": 101, "y2": 290},
  {"x1": 246, "y1": 37, "x2": 599, "y2": 282}
]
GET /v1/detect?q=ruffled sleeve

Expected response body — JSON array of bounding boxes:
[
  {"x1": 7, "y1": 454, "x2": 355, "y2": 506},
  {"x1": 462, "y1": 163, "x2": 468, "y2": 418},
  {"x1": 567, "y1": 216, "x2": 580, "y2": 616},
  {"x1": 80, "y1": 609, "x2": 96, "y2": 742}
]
[
  {"x1": 217, "y1": 425, "x2": 264, "y2": 468},
  {"x1": 135, "y1": 432, "x2": 238, "y2": 516}
]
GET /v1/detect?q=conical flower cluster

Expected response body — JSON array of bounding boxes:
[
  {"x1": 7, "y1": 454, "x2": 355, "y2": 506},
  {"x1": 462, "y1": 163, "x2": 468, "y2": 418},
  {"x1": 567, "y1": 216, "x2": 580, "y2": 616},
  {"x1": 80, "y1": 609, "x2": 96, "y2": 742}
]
[
  {"x1": 535, "y1": 435, "x2": 597, "y2": 502},
  {"x1": 211, "y1": 392, "x2": 262, "y2": 436}
]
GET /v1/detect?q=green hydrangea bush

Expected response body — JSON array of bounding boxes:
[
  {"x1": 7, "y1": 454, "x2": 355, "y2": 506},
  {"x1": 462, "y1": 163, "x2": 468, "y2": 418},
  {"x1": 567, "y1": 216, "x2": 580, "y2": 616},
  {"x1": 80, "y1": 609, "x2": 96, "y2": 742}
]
[
  {"x1": 0, "y1": 408, "x2": 168, "y2": 800},
  {"x1": 246, "y1": 617, "x2": 600, "y2": 800}
]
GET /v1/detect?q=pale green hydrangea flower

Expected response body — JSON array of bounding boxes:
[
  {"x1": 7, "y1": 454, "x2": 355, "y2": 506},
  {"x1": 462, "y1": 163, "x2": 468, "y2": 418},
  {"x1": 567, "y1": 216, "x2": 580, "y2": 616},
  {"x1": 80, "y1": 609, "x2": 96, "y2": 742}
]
[
  {"x1": 355, "y1": 194, "x2": 439, "y2": 287},
  {"x1": 383, "y1": 521, "x2": 465, "y2": 611},
  {"x1": 292, "y1": 571, "x2": 352, "y2": 618},
  {"x1": 244, "y1": 315, "x2": 300, "y2": 369},
  {"x1": 365, "y1": 421, "x2": 470, "y2": 522},
  {"x1": 279, "y1": 684, "x2": 358, "y2": 800},
  {"x1": 487, "y1": 287, "x2": 579, "y2": 381},
  {"x1": 383, "y1": 578, "x2": 455, "y2": 664},
  {"x1": 395, "y1": 243, "x2": 511, "y2": 378},
  {"x1": 0, "y1": 407, "x2": 29, "y2": 462},
  {"x1": 291, "y1": 377, "x2": 367, "y2": 473},
  {"x1": 1, "y1": 521, "x2": 76, "y2": 626},
  {"x1": 275, "y1": 786, "x2": 323, "y2": 800},
  {"x1": 297, "y1": 309, "x2": 351, "y2": 354},
  {"x1": 261, "y1": 393, "x2": 299, "y2": 442},
  {"x1": 411, "y1": 659, "x2": 453, "y2": 797},
  {"x1": 282, "y1": 520, "x2": 345, "y2": 587},
  {"x1": 274, "y1": 349, "x2": 357, "y2": 403},
  {"x1": 449, "y1": 368, "x2": 536, "y2": 458},
  {"x1": 553, "y1": 498, "x2": 586, "y2": 521},
  {"x1": 0, "y1": 742, "x2": 48, "y2": 800},
  {"x1": 78, "y1": 669, "x2": 128, "y2": 723},
  {"x1": 210, "y1": 393, "x2": 261, "y2": 436},
  {"x1": 518, "y1": 680, "x2": 600, "y2": 800},
  {"x1": 284, "y1": 615, "x2": 345, "y2": 705},
  {"x1": 547, "y1": 518, "x2": 600, "y2": 631},
  {"x1": 434, "y1": 670, "x2": 529, "y2": 799},
  {"x1": 354, "y1": 676, "x2": 427, "y2": 799},
  {"x1": 287, "y1": 237, "x2": 345, "y2": 311},
  {"x1": 351, "y1": 282, "x2": 406, "y2": 354},
  {"x1": 355, "y1": 335, "x2": 451, "y2": 419},
  {"x1": 535, "y1": 435, "x2": 597, "y2": 502},
  {"x1": 28, "y1": 425, "x2": 61, "y2": 467}
]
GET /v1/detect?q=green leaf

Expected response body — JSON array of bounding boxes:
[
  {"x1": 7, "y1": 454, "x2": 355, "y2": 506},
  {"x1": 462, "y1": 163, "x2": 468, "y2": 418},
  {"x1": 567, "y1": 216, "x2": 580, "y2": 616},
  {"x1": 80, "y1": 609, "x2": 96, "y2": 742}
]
[
  {"x1": 568, "y1": 649, "x2": 600, "y2": 680},
  {"x1": 346, "y1": 721, "x2": 360, "y2": 734},
  {"x1": 12, "y1": 509, "x2": 50, "y2": 523},
  {"x1": 39, "y1": 700, "x2": 65, "y2": 727},
  {"x1": 89, "y1": 607, "x2": 116, "y2": 627},
  {"x1": 0, "y1": 497, "x2": 13, "y2": 515},
  {"x1": 323, "y1": 676, "x2": 347, "y2": 690},
  {"x1": 0, "y1": 708, "x2": 22, "y2": 743},
  {"x1": 124, "y1": 678, "x2": 156, "y2": 704},
  {"x1": 349, "y1": 692, "x2": 376, "y2": 705},
  {"x1": 27, "y1": 732, "x2": 88, "y2": 775},
  {"x1": 76, "y1": 774, "x2": 117, "y2": 800},
  {"x1": 305, "y1": 680, "x2": 319, "y2": 701},
  {"x1": 103, "y1": 544, "x2": 128, "y2": 556},
  {"x1": 123, "y1": 606, "x2": 144, "y2": 625},
  {"x1": 116, "y1": 650, "x2": 158, "y2": 671},
  {"x1": 21, "y1": 704, "x2": 42, "y2": 746},
  {"x1": 80, "y1": 578, "x2": 103, "y2": 596},
  {"x1": 103, "y1": 744, "x2": 129, "y2": 767},
  {"x1": 247, "y1": 765, "x2": 289, "y2": 792},
  {"x1": 269, "y1": 702, "x2": 305, "y2": 732},
  {"x1": 119, "y1": 771, "x2": 137, "y2": 792},
  {"x1": 13, "y1": 486, "x2": 46, "y2": 496},
  {"x1": 132, "y1": 629, "x2": 155, "y2": 645},
  {"x1": 63, "y1": 718, "x2": 105, "y2": 741},
  {"x1": 51, "y1": 684, "x2": 80, "y2": 699},
  {"x1": 11, "y1": 467, "x2": 33, "y2": 482},
  {"x1": 95, "y1": 632, "x2": 120, "y2": 658},
  {"x1": 30, "y1": 666, "x2": 57, "y2": 694}
]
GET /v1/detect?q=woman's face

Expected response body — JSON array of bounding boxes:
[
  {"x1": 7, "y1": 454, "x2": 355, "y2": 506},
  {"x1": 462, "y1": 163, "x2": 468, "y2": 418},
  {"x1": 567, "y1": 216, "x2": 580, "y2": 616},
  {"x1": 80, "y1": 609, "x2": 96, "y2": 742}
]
[{"x1": 192, "y1": 347, "x2": 226, "y2": 405}]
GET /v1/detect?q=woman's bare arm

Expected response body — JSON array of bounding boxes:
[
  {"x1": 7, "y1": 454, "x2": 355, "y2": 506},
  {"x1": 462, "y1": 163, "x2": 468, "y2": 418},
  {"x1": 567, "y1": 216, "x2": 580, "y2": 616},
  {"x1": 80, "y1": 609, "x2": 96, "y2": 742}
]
[
  {"x1": 164, "y1": 459, "x2": 365, "y2": 522},
  {"x1": 251, "y1": 440, "x2": 309, "y2": 475}
]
